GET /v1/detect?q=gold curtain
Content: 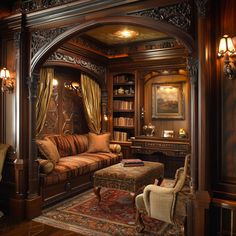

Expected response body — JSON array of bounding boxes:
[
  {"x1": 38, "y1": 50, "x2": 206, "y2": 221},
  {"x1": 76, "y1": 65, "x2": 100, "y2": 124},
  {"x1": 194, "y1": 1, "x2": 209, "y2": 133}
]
[
  {"x1": 36, "y1": 68, "x2": 54, "y2": 136},
  {"x1": 81, "y1": 73, "x2": 101, "y2": 134}
]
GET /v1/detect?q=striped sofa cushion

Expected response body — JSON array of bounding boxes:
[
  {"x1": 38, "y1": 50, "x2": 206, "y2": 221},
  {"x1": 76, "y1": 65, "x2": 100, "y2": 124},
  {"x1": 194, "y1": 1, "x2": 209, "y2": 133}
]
[
  {"x1": 41, "y1": 152, "x2": 121, "y2": 186},
  {"x1": 46, "y1": 134, "x2": 89, "y2": 157}
]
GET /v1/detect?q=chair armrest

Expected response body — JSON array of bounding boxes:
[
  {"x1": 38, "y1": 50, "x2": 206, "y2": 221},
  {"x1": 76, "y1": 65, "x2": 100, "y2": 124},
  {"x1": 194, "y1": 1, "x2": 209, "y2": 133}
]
[{"x1": 109, "y1": 144, "x2": 121, "y2": 154}]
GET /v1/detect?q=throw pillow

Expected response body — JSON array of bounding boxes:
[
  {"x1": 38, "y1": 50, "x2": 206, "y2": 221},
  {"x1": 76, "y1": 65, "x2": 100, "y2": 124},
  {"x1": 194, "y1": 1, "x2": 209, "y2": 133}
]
[
  {"x1": 37, "y1": 159, "x2": 55, "y2": 174},
  {"x1": 87, "y1": 132, "x2": 111, "y2": 153},
  {"x1": 36, "y1": 138, "x2": 60, "y2": 163}
]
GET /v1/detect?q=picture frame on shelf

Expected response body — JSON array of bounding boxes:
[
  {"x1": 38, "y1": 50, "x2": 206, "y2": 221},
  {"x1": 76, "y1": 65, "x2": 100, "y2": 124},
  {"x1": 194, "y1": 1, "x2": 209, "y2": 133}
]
[{"x1": 152, "y1": 82, "x2": 184, "y2": 119}]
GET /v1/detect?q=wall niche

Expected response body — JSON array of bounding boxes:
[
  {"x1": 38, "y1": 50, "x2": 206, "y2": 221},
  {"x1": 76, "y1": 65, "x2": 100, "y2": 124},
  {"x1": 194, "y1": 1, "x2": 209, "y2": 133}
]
[
  {"x1": 143, "y1": 70, "x2": 190, "y2": 139},
  {"x1": 40, "y1": 66, "x2": 89, "y2": 137}
]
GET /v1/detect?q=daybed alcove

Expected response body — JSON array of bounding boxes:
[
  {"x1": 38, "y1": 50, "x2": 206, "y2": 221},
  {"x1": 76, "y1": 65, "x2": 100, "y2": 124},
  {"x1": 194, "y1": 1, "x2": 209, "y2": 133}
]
[{"x1": 34, "y1": 63, "x2": 118, "y2": 208}]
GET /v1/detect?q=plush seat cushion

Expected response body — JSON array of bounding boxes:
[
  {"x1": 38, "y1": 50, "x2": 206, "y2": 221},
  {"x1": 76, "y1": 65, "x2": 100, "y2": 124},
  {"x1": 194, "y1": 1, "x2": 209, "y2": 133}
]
[{"x1": 41, "y1": 152, "x2": 121, "y2": 186}]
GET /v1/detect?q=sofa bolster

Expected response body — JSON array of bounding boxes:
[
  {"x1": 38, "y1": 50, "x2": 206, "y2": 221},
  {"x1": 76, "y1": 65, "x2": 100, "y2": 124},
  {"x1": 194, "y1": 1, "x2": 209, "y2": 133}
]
[
  {"x1": 109, "y1": 144, "x2": 121, "y2": 154},
  {"x1": 37, "y1": 159, "x2": 55, "y2": 174}
]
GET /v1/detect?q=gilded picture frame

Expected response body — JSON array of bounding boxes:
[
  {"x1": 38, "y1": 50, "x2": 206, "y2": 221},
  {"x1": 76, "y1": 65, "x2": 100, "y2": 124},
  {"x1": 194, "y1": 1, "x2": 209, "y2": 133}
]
[{"x1": 152, "y1": 82, "x2": 184, "y2": 119}]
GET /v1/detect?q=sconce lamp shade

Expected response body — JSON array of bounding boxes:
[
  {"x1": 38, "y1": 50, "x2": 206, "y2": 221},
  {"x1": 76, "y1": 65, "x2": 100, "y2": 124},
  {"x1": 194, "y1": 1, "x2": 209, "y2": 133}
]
[
  {"x1": 218, "y1": 35, "x2": 236, "y2": 80},
  {"x1": 0, "y1": 68, "x2": 10, "y2": 79},
  {"x1": 218, "y1": 35, "x2": 236, "y2": 56},
  {"x1": 0, "y1": 67, "x2": 15, "y2": 93}
]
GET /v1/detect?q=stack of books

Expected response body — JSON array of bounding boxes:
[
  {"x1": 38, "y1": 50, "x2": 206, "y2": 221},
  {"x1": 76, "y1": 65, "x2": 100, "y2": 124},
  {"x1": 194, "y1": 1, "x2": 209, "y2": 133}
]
[{"x1": 121, "y1": 159, "x2": 144, "y2": 167}]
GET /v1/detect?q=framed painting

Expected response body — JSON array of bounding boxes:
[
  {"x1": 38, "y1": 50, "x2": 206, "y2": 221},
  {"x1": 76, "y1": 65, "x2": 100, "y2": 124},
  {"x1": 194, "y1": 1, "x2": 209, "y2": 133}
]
[{"x1": 152, "y1": 82, "x2": 184, "y2": 119}]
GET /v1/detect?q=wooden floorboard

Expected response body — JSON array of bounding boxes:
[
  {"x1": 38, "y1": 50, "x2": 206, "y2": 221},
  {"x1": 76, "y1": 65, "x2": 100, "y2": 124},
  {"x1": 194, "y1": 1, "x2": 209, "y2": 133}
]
[{"x1": 0, "y1": 215, "x2": 83, "y2": 236}]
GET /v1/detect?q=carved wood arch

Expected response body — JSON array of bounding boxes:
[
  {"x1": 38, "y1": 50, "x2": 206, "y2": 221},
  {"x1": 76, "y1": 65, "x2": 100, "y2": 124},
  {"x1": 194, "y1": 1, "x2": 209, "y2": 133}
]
[
  {"x1": 26, "y1": 14, "x2": 197, "y2": 218},
  {"x1": 44, "y1": 60, "x2": 104, "y2": 88},
  {"x1": 31, "y1": 16, "x2": 195, "y2": 75}
]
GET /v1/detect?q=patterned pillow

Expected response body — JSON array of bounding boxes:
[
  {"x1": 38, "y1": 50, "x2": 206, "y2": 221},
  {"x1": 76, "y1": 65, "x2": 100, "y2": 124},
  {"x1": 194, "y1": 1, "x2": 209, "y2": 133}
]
[
  {"x1": 87, "y1": 132, "x2": 111, "y2": 153},
  {"x1": 36, "y1": 138, "x2": 60, "y2": 163}
]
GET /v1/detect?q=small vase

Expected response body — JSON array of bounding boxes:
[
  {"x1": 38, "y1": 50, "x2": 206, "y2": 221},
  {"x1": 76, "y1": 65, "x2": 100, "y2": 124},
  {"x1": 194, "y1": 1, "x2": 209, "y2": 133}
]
[{"x1": 143, "y1": 123, "x2": 155, "y2": 136}]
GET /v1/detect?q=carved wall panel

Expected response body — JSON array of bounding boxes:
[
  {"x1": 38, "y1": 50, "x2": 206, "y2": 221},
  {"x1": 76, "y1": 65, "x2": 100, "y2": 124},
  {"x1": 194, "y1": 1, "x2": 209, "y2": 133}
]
[{"x1": 40, "y1": 66, "x2": 89, "y2": 136}]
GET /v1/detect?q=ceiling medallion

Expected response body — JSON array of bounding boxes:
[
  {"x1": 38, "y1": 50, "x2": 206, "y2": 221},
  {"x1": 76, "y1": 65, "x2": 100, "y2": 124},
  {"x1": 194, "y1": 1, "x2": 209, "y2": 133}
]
[{"x1": 113, "y1": 29, "x2": 139, "y2": 39}]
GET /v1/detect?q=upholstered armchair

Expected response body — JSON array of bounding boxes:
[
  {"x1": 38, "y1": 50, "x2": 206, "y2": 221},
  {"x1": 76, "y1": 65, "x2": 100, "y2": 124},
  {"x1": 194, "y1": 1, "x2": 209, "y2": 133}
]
[{"x1": 135, "y1": 154, "x2": 191, "y2": 233}]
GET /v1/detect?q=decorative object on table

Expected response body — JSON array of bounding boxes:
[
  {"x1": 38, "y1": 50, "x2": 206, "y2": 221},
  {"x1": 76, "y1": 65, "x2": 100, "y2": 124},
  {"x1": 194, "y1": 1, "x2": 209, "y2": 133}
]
[
  {"x1": 121, "y1": 158, "x2": 144, "y2": 167},
  {"x1": 117, "y1": 87, "x2": 124, "y2": 94},
  {"x1": 178, "y1": 128, "x2": 187, "y2": 138},
  {"x1": 143, "y1": 123, "x2": 155, "y2": 136},
  {"x1": 162, "y1": 130, "x2": 174, "y2": 138}
]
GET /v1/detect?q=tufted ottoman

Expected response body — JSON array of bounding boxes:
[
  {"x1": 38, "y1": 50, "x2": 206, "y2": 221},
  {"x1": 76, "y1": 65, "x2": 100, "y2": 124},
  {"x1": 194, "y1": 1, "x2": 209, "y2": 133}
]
[{"x1": 93, "y1": 161, "x2": 164, "y2": 205}]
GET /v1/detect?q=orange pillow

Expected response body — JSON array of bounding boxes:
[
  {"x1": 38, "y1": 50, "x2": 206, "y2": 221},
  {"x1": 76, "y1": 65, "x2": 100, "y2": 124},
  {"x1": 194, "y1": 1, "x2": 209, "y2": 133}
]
[{"x1": 87, "y1": 132, "x2": 111, "y2": 153}]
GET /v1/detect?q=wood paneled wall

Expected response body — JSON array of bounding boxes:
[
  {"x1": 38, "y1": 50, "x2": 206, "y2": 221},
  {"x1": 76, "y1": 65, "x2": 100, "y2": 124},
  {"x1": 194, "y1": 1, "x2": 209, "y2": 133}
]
[
  {"x1": 143, "y1": 72, "x2": 190, "y2": 138},
  {"x1": 213, "y1": 0, "x2": 236, "y2": 198}
]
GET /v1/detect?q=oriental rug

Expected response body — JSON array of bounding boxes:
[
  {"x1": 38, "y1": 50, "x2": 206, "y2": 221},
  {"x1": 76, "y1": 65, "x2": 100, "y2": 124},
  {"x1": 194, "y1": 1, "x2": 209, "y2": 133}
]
[{"x1": 33, "y1": 184, "x2": 182, "y2": 236}]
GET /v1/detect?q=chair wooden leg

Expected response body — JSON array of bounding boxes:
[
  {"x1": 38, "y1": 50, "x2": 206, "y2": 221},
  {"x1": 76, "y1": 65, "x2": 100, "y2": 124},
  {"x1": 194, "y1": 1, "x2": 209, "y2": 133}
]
[
  {"x1": 136, "y1": 210, "x2": 145, "y2": 233},
  {"x1": 93, "y1": 187, "x2": 101, "y2": 202}
]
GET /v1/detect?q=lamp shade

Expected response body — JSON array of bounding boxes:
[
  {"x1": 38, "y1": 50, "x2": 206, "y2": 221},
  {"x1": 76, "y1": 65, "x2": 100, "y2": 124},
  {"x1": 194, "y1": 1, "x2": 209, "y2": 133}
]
[
  {"x1": 0, "y1": 68, "x2": 10, "y2": 79},
  {"x1": 218, "y1": 35, "x2": 236, "y2": 56}
]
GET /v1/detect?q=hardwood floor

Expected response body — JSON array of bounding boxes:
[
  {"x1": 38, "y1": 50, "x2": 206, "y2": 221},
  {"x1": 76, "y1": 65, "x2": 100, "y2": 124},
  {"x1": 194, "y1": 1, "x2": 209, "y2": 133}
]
[{"x1": 0, "y1": 214, "x2": 83, "y2": 236}]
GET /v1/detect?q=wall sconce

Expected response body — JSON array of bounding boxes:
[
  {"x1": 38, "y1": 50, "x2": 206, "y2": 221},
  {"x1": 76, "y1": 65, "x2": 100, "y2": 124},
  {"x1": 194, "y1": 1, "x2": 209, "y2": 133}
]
[
  {"x1": 64, "y1": 81, "x2": 82, "y2": 97},
  {"x1": 218, "y1": 35, "x2": 236, "y2": 80},
  {"x1": 0, "y1": 67, "x2": 15, "y2": 93}
]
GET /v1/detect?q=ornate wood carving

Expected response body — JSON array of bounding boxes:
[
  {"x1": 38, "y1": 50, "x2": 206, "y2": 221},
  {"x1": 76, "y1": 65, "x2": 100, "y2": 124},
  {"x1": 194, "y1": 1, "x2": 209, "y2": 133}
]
[
  {"x1": 48, "y1": 52, "x2": 105, "y2": 76},
  {"x1": 187, "y1": 57, "x2": 198, "y2": 85},
  {"x1": 41, "y1": 87, "x2": 59, "y2": 135},
  {"x1": 27, "y1": 74, "x2": 40, "y2": 199},
  {"x1": 195, "y1": 0, "x2": 208, "y2": 17},
  {"x1": 131, "y1": 137, "x2": 190, "y2": 158},
  {"x1": 31, "y1": 27, "x2": 70, "y2": 58},
  {"x1": 18, "y1": 0, "x2": 75, "y2": 12},
  {"x1": 129, "y1": 1, "x2": 192, "y2": 33},
  {"x1": 69, "y1": 36, "x2": 181, "y2": 57}
]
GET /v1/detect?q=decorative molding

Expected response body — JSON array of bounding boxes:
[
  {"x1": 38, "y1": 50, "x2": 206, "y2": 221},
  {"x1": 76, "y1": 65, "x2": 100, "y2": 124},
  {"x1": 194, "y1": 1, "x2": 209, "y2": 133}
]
[
  {"x1": 187, "y1": 57, "x2": 198, "y2": 85},
  {"x1": 18, "y1": 0, "x2": 75, "y2": 12},
  {"x1": 48, "y1": 51, "x2": 105, "y2": 76},
  {"x1": 14, "y1": 32, "x2": 21, "y2": 50},
  {"x1": 27, "y1": 75, "x2": 39, "y2": 99},
  {"x1": 129, "y1": 1, "x2": 191, "y2": 33},
  {"x1": 31, "y1": 27, "x2": 69, "y2": 58},
  {"x1": 194, "y1": 0, "x2": 208, "y2": 17},
  {"x1": 70, "y1": 36, "x2": 181, "y2": 57}
]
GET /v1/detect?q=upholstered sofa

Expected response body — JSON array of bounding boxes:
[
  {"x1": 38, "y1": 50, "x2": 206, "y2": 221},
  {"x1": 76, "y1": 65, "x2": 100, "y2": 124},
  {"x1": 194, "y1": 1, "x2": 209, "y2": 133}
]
[{"x1": 36, "y1": 133, "x2": 122, "y2": 207}]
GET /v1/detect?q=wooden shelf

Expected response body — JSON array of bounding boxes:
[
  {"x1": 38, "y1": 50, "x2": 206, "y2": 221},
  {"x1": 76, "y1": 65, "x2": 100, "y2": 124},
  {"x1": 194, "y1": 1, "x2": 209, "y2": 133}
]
[
  {"x1": 113, "y1": 82, "x2": 134, "y2": 86},
  {"x1": 113, "y1": 94, "x2": 134, "y2": 98},
  {"x1": 113, "y1": 110, "x2": 134, "y2": 113},
  {"x1": 113, "y1": 126, "x2": 134, "y2": 129}
]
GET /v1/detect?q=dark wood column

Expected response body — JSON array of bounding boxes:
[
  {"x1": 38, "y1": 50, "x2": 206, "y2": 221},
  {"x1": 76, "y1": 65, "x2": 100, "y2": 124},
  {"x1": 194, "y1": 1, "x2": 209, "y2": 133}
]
[
  {"x1": 192, "y1": 1, "x2": 212, "y2": 235},
  {"x1": 25, "y1": 73, "x2": 42, "y2": 219}
]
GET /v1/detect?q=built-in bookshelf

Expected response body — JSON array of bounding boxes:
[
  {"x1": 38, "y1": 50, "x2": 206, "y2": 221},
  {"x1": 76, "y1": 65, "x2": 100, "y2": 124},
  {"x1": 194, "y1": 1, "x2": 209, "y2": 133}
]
[{"x1": 112, "y1": 72, "x2": 135, "y2": 142}]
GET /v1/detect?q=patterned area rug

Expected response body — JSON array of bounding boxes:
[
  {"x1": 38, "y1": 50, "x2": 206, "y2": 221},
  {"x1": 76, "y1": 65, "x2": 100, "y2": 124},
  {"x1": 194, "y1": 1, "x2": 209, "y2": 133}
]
[{"x1": 33, "y1": 181, "x2": 182, "y2": 236}]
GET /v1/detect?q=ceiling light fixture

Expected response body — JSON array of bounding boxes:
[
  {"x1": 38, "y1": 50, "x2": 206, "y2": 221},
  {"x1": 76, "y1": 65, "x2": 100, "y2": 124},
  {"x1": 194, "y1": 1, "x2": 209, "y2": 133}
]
[{"x1": 113, "y1": 29, "x2": 139, "y2": 39}]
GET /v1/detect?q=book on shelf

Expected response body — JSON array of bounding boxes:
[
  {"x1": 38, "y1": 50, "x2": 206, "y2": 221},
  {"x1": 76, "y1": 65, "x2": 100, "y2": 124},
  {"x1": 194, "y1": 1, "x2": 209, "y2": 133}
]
[{"x1": 121, "y1": 159, "x2": 144, "y2": 167}]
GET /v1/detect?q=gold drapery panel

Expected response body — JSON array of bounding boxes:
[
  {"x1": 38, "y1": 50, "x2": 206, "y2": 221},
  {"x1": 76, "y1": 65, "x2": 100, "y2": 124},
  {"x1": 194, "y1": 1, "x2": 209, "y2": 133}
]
[
  {"x1": 36, "y1": 68, "x2": 54, "y2": 136},
  {"x1": 81, "y1": 74, "x2": 101, "y2": 134}
]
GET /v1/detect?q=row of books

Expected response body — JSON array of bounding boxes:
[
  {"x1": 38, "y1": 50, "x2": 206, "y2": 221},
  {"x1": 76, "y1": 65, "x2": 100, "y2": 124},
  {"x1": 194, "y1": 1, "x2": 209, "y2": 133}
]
[
  {"x1": 113, "y1": 100, "x2": 134, "y2": 110},
  {"x1": 113, "y1": 117, "x2": 134, "y2": 126},
  {"x1": 121, "y1": 159, "x2": 144, "y2": 167},
  {"x1": 113, "y1": 131, "x2": 128, "y2": 141}
]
